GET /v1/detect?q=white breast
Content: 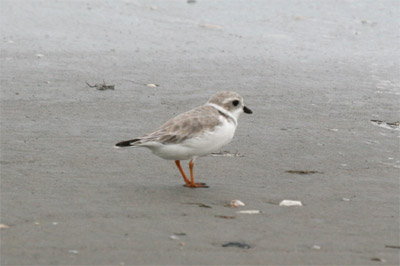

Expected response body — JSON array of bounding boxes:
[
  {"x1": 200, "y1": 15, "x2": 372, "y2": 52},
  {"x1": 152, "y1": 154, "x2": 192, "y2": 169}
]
[{"x1": 151, "y1": 116, "x2": 237, "y2": 160}]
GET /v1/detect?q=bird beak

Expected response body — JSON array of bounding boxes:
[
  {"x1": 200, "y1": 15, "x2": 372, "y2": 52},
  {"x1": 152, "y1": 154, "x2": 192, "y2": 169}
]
[{"x1": 243, "y1": 106, "x2": 252, "y2": 114}]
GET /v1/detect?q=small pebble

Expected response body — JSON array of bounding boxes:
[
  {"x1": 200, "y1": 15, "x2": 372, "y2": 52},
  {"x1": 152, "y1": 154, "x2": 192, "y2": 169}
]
[
  {"x1": 146, "y1": 83, "x2": 159, "y2": 88},
  {"x1": 342, "y1": 198, "x2": 350, "y2": 201},
  {"x1": 222, "y1": 242, "x2": 251, "y2": 249},
  {"x1": 0, "y1": 224, "x2": 9, "y2": 229},
  {"x1": 371, "y1": 257, "x2": 386, "y2": 262},
  {"x1": 312, "y1": 245, "x2": 321, "y2": 250},
  {"x1": 170, "y1": 235, "x2": 180, "y2": 240},
  {"x1": 36, "y1": 54, "x2": 44, "y2": 58},
  {"x1": 229, "y1": 199, "x2": 245, "y2": 207},
  {"x1": 68, "y1": 250, "x2": 79, "y2": 254}
]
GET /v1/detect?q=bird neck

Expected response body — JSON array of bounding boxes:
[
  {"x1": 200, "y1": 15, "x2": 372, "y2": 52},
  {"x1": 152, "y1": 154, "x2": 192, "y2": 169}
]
[{"x1": 206, "y1": 103, "x2": 238, "y2": 126}]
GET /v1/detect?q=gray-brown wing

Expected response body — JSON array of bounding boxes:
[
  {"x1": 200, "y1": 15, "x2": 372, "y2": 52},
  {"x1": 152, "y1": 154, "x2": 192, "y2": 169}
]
[{"x1": 141, "y1": 105, "x2": 222, "y2": 144}]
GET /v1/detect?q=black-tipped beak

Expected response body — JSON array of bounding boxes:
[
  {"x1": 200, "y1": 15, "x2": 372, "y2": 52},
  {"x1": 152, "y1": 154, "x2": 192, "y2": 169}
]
[{"x1": 243, "y1": 106, "x2": 252, "y2": 114}]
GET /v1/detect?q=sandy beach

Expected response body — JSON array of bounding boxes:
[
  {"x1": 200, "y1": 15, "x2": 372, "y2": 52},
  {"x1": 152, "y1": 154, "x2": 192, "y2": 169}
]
[{"x1": 1, "y1": 0, "x2": 399, "y2": 265}]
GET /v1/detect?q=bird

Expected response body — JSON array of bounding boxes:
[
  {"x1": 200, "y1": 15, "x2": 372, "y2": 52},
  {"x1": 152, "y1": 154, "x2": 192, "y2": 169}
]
[{"x1": 115, "y1": 91, "x2": 252, "y2": 188}]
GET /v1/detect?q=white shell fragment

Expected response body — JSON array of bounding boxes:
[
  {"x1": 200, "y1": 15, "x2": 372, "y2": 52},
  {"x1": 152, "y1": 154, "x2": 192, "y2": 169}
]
[
  {"x1": 0, "y1": 224, "x2": 9, "y2": 229},
  {"x1": 312, "y1": 245, "x2": 321, "y2": 250},
  {"x1": 342, "y1": 198, "x2": 350, "y2": 201},
  {"x1": 170, "y1": 235, "x2": 180, "y2": 240},
  {"x1": 236, "y1": 210, "x2": 261, "y2": 214},
  {"x1": 145, "y1": 83, "x2": 159, "y2": 88},
  {"x1": 68, "y1": 250, "x2": 79, "y2": 254},
  {"x1": 36, "y1": 53, "x2": 44, "y2": 58},
  {"x1": 230, "y1": 200, "x2": 245, "y2": 207},
  {"x1": 279, "y1": 200, "x2": 303, "y2": 207}
]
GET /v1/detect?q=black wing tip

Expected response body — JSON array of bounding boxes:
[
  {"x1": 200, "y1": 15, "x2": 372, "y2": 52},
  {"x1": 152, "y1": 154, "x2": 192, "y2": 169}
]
[{"x1": 115, "y1": 138, "x2": 140, "y2": 147}]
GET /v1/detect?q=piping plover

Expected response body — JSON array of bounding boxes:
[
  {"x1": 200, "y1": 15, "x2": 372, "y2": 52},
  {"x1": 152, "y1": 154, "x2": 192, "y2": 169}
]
[{"x1": 115, "y1": 91, "x2": 252, "y2": 188}]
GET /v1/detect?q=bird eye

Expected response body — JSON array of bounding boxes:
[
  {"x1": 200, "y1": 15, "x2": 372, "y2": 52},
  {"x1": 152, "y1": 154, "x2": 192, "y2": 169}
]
[{"x1": 232, "y1": 100, "x2": 239, "y2": 106}]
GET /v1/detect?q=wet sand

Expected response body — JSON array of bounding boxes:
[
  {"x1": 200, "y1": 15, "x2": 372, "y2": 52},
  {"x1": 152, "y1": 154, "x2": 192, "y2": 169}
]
[{"x1": 1, "y1": 0, "x2": 399, "y2": 265}]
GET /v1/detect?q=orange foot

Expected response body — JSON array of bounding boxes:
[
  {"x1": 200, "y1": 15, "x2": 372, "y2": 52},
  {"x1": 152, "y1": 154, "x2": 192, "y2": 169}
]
[{"x1": 184, "y1": 182, "x2": 209, "y2": 188}]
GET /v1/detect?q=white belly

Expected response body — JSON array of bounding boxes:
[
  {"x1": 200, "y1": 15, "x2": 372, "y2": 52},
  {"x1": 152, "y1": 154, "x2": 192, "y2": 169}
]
[{"x1": 150, "y1": 119, "x2": 236, "y2": 160}]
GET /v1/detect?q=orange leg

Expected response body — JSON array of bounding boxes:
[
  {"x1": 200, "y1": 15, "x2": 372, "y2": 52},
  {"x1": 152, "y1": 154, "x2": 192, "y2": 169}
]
[
  {"x1": 184, "y1": 159, "x2": 208, "y2": 188},
  {"x1": 175, "y1": 160, "x2": 190, "y2": 185}
]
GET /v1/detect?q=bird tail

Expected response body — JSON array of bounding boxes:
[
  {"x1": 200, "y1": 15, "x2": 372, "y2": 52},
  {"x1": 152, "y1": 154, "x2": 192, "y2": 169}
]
[{"x1": 115, "y1": 138, "x2": 141, "y2": 148}]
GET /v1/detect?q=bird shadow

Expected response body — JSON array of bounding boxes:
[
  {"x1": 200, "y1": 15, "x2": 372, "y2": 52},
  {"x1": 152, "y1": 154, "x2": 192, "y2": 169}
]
[{"x1": 114, "y1": 181, "x2": 228, "y2": 208}]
